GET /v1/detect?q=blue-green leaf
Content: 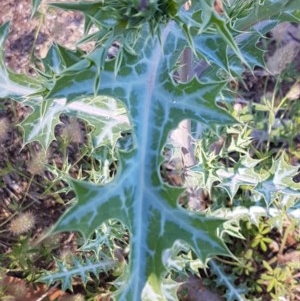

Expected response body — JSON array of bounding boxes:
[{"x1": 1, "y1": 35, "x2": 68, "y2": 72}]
[
  {"x1": 47, "y1": 21, "x2": 234, "y2": 300},
  {"x1": 21, "y1": 96, "x2": 130, "y2": 149}
]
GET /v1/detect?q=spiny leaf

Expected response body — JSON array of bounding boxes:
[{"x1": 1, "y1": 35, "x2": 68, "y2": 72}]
[
  {"x1": 40, "y1": 255, "x2": 116, "y2": 291},
  {"x1": 217, "y1": 154, "x2": 300, "y2": 205},
  {"x1": 41, "y1": 3, "x2": 300, "y2": 298},
  {"x1": 210, "y1": 206, "x2": 268, "y2": 226},
  {"x1": 212, "y1": 14, "x2": 249, "y2": 69},
  {"x1": 216, "y1": 166, "x2": 258, "y2": 200},
  {"x1": 39, "y1": 43, "x2": 84, "y2": 75},
  {"x1": 78, "y1": 220, "x2": 127, "y2": 257},
  {"x1": 255, "y1": 156, "x2": 300, "y2": 206},
  {"x1": 209, "y1": 259, "x2": 248, "y2": 301},
  {"x1": 21, "y1": 98, "x2": 62, "y2": 149},
  {"x1": 2, "y1": 1, "x2": 299, "y2": 300},
  {"x1": 234, "y1": 0, "x2": 300, "y2": 31},
  {"x1": 210, "y1": 199, "x2": 300, "y2": 228},
  {"x1": 47, "y1": 21, "x2": 234, "y2": 300},
  {"x1": 21, "y1": 96, "x2": 131, "y2": 149}
]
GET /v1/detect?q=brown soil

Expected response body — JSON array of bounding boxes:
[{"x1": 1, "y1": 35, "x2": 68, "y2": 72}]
[{"x1": 0, "y1": 0, "x2": 86, "y2": 73}]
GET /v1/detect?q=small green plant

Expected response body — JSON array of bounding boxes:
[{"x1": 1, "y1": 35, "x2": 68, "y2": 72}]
[
  {"x1": 250, "y1": 222, "x2": 273, "y2": 252},
  {"x1": 0, "y1": 0, "x2": 299, "y2": 300},
  {"x1": 232, "y1": 249, "x2": 256, "y2": 277},
  {"x1": 207, "y1": 215, "x2": 300, "y2": 300},
  {"x1": 257, "y1": 260, "x2": 298, "y2": 300}
]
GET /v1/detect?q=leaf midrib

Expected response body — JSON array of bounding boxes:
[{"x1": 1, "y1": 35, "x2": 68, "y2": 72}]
[{"x1": 129, "y1": 22, "x2": 173, "y2": 298}]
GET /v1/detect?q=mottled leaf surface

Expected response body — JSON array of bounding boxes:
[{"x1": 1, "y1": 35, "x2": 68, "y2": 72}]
[
  {"x1": 46, "y1": 20, "x2": 234, "y2": 300},
  {"x1": 21, "y1": 96, "x2": 130, "y2": 149},
  {"x1": 1, "y1": 1, "x2": 300, "y2": 300}
]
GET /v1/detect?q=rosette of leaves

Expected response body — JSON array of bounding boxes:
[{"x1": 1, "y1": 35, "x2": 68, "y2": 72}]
[{"x1": 1, "y1": 0, "x2": 300, "y2": 300}]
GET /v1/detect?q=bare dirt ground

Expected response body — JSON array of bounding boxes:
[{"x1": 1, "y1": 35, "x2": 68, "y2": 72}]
[
  {"x1": 0, "y1": 0, "x2": 91, "y2": 225},
  {"x1": 0, "y1": 0, "x2": 86, "y2": 73}
]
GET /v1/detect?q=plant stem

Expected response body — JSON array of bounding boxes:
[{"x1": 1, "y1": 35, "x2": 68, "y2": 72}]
[{"x1": 215, "y1": 256, "x2": 239, "y2": 266}]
